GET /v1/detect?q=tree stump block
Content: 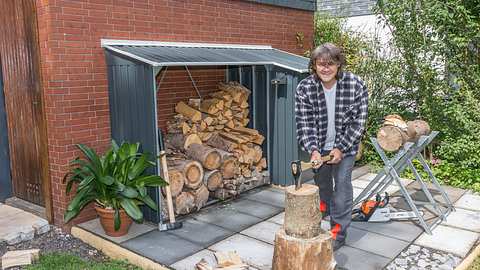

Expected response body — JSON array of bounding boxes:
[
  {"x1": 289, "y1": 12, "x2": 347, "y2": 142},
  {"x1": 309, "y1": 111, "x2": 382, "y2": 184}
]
[
  {"x1": 284, "y1": 184, "x2": 322, "y2": 239},
  {"x1": 272, "y1": 229, "x2": 335, "y2": 270},
  {"x1": 272, "y1": 184, "x2": 335, "y2": 270}
]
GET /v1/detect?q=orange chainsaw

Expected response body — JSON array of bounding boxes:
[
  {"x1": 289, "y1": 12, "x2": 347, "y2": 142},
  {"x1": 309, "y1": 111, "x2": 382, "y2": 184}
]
[{"x1": 352, "y1": 192, "x2": 389, "y2": 222}]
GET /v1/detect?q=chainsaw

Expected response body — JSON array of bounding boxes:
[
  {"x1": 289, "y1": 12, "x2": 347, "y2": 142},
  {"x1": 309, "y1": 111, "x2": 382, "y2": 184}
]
[{"x1": 352, "y1": 192, "x2": 420, "y2": 222}]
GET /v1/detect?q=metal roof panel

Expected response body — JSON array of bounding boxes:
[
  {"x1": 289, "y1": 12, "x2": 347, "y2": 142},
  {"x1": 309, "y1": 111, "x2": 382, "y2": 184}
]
[{"x1": 102, "y1": 40, "x2": 309, "y2": 73}]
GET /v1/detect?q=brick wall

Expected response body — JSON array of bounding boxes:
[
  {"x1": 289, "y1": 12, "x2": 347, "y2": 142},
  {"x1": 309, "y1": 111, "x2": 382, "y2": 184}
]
[{"x1": 35, "y1": 0, "x2": 313, "y2": 228}]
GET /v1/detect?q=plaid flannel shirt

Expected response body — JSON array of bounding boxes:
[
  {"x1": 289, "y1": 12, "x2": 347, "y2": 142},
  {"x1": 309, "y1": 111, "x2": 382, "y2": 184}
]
[{"x1": 295, "y1": 72, "x2": 368, "y2": 157}]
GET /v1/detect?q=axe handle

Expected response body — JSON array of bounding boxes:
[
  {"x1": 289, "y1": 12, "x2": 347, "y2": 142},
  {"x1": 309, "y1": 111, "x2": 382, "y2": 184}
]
[{"x1": 300, "y1": 155, "x2": 332, "y2": 170}]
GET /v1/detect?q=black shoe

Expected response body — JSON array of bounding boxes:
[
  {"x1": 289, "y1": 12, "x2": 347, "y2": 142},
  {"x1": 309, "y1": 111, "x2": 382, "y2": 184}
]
[{"x1": 332, "y1": 239, "x2": 345, "y2": 251}]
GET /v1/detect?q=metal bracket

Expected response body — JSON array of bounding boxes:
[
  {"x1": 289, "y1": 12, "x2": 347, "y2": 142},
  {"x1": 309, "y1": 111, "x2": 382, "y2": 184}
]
[{"x1": 271, "y1": 77, "x2": 287, "y2": 85}]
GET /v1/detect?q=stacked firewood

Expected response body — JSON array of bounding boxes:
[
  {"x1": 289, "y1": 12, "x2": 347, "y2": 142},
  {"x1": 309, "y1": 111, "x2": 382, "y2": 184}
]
[{"x1": 163, "y1": 81, "x2": 268, "y2": 215}]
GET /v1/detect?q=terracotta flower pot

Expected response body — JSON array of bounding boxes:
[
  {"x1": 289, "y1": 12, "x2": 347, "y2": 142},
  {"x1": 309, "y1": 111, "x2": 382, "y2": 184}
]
[{"x1": 95, "y1": 205, "x2": 133, "y2": 237}]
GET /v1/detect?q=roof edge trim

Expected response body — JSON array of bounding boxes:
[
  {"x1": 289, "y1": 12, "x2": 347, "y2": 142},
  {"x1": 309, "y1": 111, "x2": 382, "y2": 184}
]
[{"x1": 101, "y1": 39, "x2": 273, "y2": 50}]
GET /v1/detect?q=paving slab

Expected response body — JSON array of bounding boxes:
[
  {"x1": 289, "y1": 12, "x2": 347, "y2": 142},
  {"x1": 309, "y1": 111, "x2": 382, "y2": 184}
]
[
  {"x1": 209, "y1": 234, "x2": 274, "y2": 270},
  {"x1": 441, "y1": 208, "x2": 480, "y2": 232},
  {"x1": 192, "y1": 205, "x2": 262, "y2": 232},
  {"x1": 345, "y1": 227, "x2": 410, "y2": 259},
  {"x1": 0, "y1": 205, "x2": 50, "y2": 244},
  {"x1": 226, "y1": 198, "x2": 283, "y2": 219},
  {"x1": 357, "y1": 173, "x2": 379, "y2": 182},
  {"x1": 243, "y1": 189, "x2": 285, "y2": 208},
  {"x1": 351, "y1": 165, "x2": 371, "y2": 180},
  {"x1": 168, "y1": 218, "x2": 235, "y2": 247},
  {"x1": 353, "y1": 187, "x2": 364, "y2": 201},
  {"x1": 414, "y1": 224, "x2": 479, "y2": 257},
  {"x1": 267, "y1": 213, "x2": 284, "y2": 225},
  {"x1": 77, "y1": 218, "x2": 155, "y2": 243},
  {"x1": 352, "y1": 179, "x2": 371, "y2": 189},
  {"x1": 335, "y1": 245, "x2": 391, "y2": 270},
  {"x1": 240, "y1": 220, "x2": 281, "y2": 244},
  {"x1": 408, "y1": 181, "x2": 466, "y2": 204},
  {"x1": 350, "y1": 220, "x2": 423, "y2": 242},
  {"x1": 121, "y1": 230, "x2": 203, "y2": 265},
  {"x1": 170, "y1": 249, "x2": 217, "y2": 270},
  {"x1": 455, "y1": 193, "x2": 480, "y2": 211}
]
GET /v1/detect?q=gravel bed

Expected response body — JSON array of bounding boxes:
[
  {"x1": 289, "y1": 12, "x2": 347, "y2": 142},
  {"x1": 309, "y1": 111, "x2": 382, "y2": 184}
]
[
  {"x1": 0, "y1": 226, "x2": 108, "y2": 269},
  {"x1": 386, "y1": 244, "x2": 462, "y2": 270}
]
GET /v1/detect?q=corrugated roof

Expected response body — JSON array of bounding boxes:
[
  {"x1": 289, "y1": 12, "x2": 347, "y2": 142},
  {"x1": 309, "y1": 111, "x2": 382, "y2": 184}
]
[{"x1": 101, "y1": 39, "x2": 310, "y2": 73}]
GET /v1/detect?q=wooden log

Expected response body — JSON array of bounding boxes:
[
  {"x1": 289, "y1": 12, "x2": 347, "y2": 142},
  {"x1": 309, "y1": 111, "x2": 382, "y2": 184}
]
[
  {"x1": 162, "y1": 168, "x2": 184, "y2": 197},
  {"x1": 284, "y1": 184, "x2": 322, "y2": 239},
  {"x1": 188, "y1": 184, "x2": 210, "y2": 210},
  {"x1": 1, "y1": 249, "x2": 40, "y2": 269},
  {"x1": 175, "y1": 101, "x2": 202, "y2": 122},
  {"x1": 217, "y1": 149, "x2": 238, "y2": 179},
  {"x1": 168, "y1": 159, "x2": 204, "y2": 189},
  {"x1": 207, "y1": 133, "x2": 237, "y2": 152},
  {"x1": 220, "y1": 132, "x2": 248, "y2": 144},
  {"x1": 186, "y1": 143, "x2": 222, "y2": 170},
  {"x1": 199, "y1": 98, "x2": 223, "y2": 114},
  {"x1": 407, "y1": 120, "x2": 431, "y2": 141},
  {"x1": 174, "y1": 191, "x2": 195, "y2": 215},
  {"x1": 203, "y1": 169, "x2": 223, "y2": 191},
  {"x1": 272, "y1": 229, "x2": 334, "y2": 270},
  {"x1": 377, "y1": 125, "x2": 409, "y2": 152},
  {"x1": 218, "y1": 82, "x2": 251, "y2": 104},
  {"x1": 167, "y1": 133, "x2": 202, "y2": 150}
]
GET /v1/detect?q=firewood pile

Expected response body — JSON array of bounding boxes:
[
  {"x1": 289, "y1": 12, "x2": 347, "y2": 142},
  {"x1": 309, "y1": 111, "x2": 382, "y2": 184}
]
[
  {"x1": 376, "y1": 114, "x2": 431, "y2": 152},
  {"x1": 163, "y1": 81, "x2": 269, "y2": 216}
]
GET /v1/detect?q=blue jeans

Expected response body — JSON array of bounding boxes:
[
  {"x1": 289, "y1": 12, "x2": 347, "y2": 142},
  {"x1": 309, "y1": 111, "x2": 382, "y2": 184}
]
[{"x1": 313, "y1": 153, "x2": 355, "y2": 242}]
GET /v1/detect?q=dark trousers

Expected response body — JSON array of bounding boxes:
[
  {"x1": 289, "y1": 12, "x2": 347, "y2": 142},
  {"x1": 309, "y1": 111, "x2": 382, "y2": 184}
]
[{"x1": 313, "y1": 154, "x2": 355, "y2": 242}]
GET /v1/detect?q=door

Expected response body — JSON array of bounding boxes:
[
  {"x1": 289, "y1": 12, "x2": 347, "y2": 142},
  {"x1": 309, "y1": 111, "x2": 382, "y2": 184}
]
[
  {"x1": 0, "y1": 0, "x2": 50, "y2": 206},
  {"x1": 0, "y1": 61, "x2": 12, "y2": 202},
  {"x1": 270, "y1": 69, "x2": 309, "y2": 186}
]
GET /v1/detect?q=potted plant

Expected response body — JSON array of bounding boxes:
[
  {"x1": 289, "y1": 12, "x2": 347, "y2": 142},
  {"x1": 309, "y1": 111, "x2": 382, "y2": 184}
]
[{"x1": 64, "y1": 141, "x2": 166, "y2": 237}]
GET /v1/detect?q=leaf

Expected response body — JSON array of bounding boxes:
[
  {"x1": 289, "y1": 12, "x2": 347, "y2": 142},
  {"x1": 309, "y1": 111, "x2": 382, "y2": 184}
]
[
  {"x1": 120, "y1": 198, "x2": 143, "y2": 221},
  {"x1": 140, "y1": 195, "x2": 158, "y2": 211},
  {"x1": 120, "y1": 186, "x2": 139, "y2": 198},
  {"x1": 114, "y1": 208, "x2": 121, "y2": 231}
]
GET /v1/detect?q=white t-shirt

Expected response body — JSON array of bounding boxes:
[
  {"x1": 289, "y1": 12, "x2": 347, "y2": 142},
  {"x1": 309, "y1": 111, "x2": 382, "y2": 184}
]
[{"x1": 322, "y1": 82, "x2": 336, "y2": 151}]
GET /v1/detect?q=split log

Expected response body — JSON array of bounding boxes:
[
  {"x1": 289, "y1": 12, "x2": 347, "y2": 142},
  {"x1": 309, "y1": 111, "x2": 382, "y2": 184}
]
[
  {"x1": 284, "y1": 184, "x2": 322, "y2": 238},
  {"x1": 174, "y1": 191, "x2": 195, "y2": 215},
  {"x1": 217, "y1": 149, "x2": 238, "y2": 179},
  {"x1": 162, "y1": 168, "x2": 184, "y2": 197},
  {"x1": 1, "y1": 249, "x2": 40, "y2": 269},
  {"x1": 175, "y1": 101, "x2": 202, "y2": 122},
  {"x1": 207, "y1": 133, "x2": 237, "y2": 152},
  {"x1": 186, "y1": 143, "x2": 221, "y2": 170},
  {"x1": 377, "y1": 125, "x2": 409, "y2": 152},
  {"x1": 168, "y1": 159, "x2": 204, "y2": 189},
  {"x1": 167, "y1": 133, "x2": 202, "y2": 150},
  {"x1": 272, "y1": 229, "x2": 335, "y2": 270},
  {"x1": 407, "y1": 120, "x2": 431, "y2": 141},
  {"x1": 203, "y1": 169, "x2": 223, "y2": 191},
  {"x1": 188, "y1": 184, "x2": 210, "y2": 210},
  {"x1": 199, "y1": 98, "x2": 223, "y2": 115},
  {"x1": 218, "y1": 82, "x2": 251, "y2": 104}
]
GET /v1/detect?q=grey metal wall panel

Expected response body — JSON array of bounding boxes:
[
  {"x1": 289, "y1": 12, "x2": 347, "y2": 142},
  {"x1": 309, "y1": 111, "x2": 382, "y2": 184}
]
[
  {"x1": 247, "y1": 0, "x2": 316, "y2": 11},
  {"x1": 105, "y1": 51, "x2": 159, "y2": 223},
  {"x1": 0, "y1": 65, "x2": 12, "y2": 202}
]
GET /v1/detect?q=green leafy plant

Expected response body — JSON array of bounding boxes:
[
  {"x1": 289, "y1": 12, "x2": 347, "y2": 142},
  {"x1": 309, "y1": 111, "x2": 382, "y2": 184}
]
[{"x1": 64, "y1": 141, "x2": 167, "y2": 230}]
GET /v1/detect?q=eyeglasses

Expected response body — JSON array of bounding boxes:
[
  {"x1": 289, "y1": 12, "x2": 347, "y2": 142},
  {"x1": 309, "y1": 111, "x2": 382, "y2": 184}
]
[{"x1": 316, "y1": 61, "x2": 337, "y2": 68}]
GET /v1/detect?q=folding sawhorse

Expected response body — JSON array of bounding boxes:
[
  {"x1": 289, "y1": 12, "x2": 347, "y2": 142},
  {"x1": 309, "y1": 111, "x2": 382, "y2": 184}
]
[{"x1": 354, "y1": 131, "x2": 455, "y2": 234}]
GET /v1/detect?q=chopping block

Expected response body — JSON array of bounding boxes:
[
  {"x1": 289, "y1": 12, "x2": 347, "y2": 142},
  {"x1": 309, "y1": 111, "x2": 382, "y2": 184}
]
[{"x1": 272, "y1": 184, "x2": 335, "y2": 270}]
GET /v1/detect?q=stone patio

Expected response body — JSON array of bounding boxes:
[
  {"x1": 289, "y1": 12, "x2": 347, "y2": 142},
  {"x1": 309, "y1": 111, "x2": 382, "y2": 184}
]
[
  {"x1": 0, "y1": 203, "x2": 50, "y2": 245},
  {"x1": 75, "y1": 169, "x2": 480, "y2": 270}
]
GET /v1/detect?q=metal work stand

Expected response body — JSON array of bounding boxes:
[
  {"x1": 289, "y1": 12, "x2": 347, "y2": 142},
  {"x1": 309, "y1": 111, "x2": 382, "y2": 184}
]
[{"x1": 354, "y1": 131, "x2": 455, "y2": 234}]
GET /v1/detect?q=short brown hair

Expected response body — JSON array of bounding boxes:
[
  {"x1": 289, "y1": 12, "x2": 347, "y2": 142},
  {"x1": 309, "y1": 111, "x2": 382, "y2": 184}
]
[{"x1": 309, "y1": 43, "x2": 345, "y2": 78}]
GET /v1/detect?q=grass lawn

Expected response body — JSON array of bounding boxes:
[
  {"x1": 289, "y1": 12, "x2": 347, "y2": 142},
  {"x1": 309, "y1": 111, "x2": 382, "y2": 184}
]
[{"x1": 26, "y1": 252, "x2": 142, "y2": 270}]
